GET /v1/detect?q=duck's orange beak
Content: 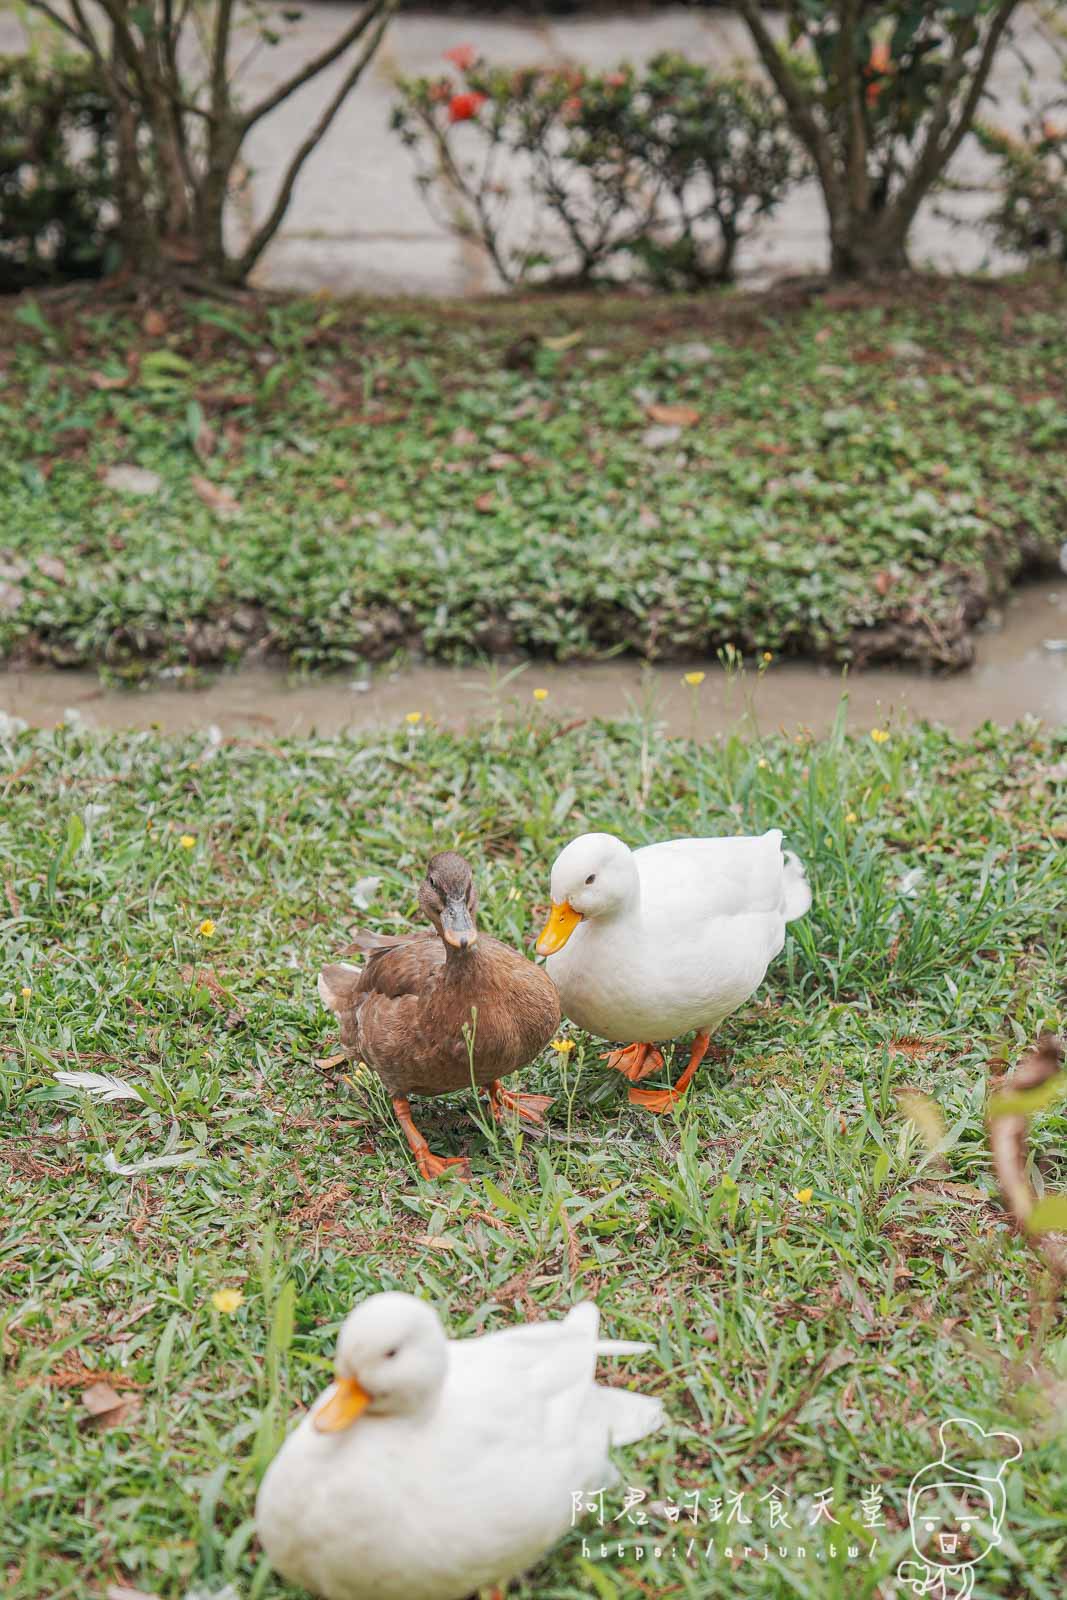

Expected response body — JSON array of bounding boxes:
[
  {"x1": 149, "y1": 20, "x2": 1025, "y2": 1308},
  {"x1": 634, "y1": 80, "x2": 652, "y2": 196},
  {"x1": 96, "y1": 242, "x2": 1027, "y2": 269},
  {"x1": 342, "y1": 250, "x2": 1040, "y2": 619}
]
[
  {"x1": 313, "y1": 1375, "x2": 371, "y2": 1433},
  {"x1": 536, "y1": 900, "x2": 582, "y2": 955}
]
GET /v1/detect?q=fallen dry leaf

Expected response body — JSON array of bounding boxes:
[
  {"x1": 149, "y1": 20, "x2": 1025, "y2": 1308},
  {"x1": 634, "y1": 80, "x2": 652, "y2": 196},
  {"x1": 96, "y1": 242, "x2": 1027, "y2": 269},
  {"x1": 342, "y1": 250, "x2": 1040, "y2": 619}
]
[
  {"x1": 142, "y1": 309, "x2": 168, "y2": 337},
  {"x1": 914, "y1": 1181, "x2": 990, "y2": 1205},
  {"x1": 27, "y1": 1363, "x2": 144, "y2": 1392},
  {"x1": 104, "y1": 464, "x2": 161, "y2": 497},
  {"x1": 315, "y1": 1052, "x2": 347, "y2": 1072},
  {"x1": 542, "y1": 330, "x2": 583, "y2": 352},
  {"x1": 192, "y1": 476, "x2": 240, "y2": 517},
  {"x1": 890, "y1": 1036, "x2": 942, "y2": 1058},
  {"x1": 474, "y1": 492, "x2": 495, "y2": 513},
  {"x1": 645, "y1": 402, "x2": 700, "y2": 428},
  {"x1": 91, "y1": 371, "x2": 130, "y2": 391},
  {"x1": 418, "y1": 1234, "x2": 460, "y2": 1252},
  {"x1": 107, "y1": 1585, "x2": 156, "y2": 1600},
  {"x1": 192, "y1": 419, "x2": 217, "y2": 462},
  {"x1": 642, "y1": 425, "x2": 681, "y2": 450},
  {"x1": 81, "y1": 1379, "x2": 133, "y2": 1430},
  {"x1": 35, "y1": 553, "x2": 67, "y2": 584}
]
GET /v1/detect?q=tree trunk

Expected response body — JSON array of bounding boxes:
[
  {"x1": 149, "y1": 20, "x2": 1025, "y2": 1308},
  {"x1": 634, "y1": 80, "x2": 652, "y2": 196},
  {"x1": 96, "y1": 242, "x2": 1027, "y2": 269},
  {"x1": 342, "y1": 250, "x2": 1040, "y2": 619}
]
[
  {"x1": 829, "y1": 207, "x2": 911, "y2": 279},
  {"x1": 112, "y1": 78, "x2": 163, "y2": 276}
]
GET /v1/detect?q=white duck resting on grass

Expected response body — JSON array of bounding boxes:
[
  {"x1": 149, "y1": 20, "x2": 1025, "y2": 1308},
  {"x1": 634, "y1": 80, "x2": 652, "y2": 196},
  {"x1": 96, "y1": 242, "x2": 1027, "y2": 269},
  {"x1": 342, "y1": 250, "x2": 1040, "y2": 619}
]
[
  {"x1": 536, "y1": 829, "x2": 810, "y2": 1112},
  {"x1": 255, "y1": 1291, "x2": 664, "y2": 1600}
]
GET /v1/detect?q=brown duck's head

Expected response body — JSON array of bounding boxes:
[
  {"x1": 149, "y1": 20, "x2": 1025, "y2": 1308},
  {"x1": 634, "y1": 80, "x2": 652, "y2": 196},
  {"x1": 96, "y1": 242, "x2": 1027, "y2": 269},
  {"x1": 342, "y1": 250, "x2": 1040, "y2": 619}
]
[{"x1": 419, "y1": 851, "x2": 479, "y2": 951}]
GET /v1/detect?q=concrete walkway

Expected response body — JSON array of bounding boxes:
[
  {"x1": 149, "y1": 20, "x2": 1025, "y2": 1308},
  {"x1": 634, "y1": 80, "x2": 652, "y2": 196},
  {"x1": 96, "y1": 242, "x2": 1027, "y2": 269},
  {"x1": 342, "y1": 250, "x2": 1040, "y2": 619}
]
[{"x1": 2, "y1": 5, "x2": 1061, "y2": 293}]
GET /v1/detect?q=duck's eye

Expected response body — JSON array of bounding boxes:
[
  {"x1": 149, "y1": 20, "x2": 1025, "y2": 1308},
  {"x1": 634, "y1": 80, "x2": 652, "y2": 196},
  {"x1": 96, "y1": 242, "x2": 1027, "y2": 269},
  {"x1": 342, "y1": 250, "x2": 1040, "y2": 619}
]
[
  {"x1": 384, "y1": 1346, "x2": 398, "y2": 1359},
  {"x1": 585, "y1": 873, "x2": 596, "y2": 885}
]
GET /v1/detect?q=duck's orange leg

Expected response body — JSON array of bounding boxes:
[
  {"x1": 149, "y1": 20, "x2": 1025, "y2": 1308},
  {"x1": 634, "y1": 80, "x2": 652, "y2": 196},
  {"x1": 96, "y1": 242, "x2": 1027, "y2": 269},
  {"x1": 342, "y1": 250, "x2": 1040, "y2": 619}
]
[
  {"x1": 602, "y1": 1041, "x2": 665, "y2": 1082},
  {"x1": 628, "y1": 1031, "x2": 711, "y2": 1113},
  {"x1": 487, "y1": 1080, "x2": 554, "y2": 1125},
  {"x1": 391, "y1": 1096, "x2": 471, "y2": 1181}
]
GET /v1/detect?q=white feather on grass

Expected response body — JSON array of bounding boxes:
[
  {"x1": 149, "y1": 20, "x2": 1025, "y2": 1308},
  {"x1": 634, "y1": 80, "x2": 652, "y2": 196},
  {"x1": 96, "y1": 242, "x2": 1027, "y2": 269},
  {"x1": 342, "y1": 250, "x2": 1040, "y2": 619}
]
[
  {"x1": 102, "y1": 1149, "x2": 202, "y2": 1176},
  {"x1": 54, "y1": 1069, "x2": 145, "y2": 1104}
]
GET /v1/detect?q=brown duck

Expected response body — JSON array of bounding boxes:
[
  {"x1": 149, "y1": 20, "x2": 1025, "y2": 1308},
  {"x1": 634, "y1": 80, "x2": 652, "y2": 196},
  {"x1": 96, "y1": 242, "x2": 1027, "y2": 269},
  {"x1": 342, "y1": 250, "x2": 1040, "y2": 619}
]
[{"x1": 318, "y1": 851, "x2": 561, "y2": 1181}]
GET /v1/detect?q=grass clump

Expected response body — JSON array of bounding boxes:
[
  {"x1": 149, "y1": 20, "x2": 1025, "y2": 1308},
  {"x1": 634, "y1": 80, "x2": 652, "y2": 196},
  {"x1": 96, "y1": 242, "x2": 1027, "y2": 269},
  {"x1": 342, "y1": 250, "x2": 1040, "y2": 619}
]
[
  {"x1": 0, "y1": 278, "x2": 1065, "y2": 678},
  {"x1": 1, "y1": 703, "x2": 1065, "y2": 1598}
]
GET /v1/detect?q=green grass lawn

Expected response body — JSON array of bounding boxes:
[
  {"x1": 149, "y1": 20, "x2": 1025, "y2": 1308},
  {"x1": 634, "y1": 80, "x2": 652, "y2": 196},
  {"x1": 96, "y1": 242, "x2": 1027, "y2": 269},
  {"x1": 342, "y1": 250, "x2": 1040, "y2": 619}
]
[
  {"x1": 2, "y1": 700, "x2": 1066, "y2": 1599},
  {"x1": 1, "y1": 277, "x2": 1065, "y2": 678}
]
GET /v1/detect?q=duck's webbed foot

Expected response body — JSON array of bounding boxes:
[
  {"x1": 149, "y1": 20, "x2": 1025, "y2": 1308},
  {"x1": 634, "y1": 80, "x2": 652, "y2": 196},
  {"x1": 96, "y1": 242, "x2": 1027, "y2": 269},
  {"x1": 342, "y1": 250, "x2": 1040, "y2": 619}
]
[
  {"x1": 391, "y1": 1096, "x2": 471, "y2": 1182},
  {"x1": 628, "y1": 1031, "x2": 711, "y2": 1113},
  {"x1": 603, "y1": 1041, "x2": 665, "y2": 1082},
  {"x1": 487, "y1": 1081, "x2": 554, "y2": 1125}
]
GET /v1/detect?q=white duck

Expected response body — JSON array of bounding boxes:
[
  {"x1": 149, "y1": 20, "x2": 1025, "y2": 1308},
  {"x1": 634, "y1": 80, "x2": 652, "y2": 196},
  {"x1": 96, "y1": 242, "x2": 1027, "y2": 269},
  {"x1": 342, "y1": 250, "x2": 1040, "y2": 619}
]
[
  {"x1": 536, "y1": 829, "x2": 810, "y2": 1112},
  {"x1": 255, "y1": 1291, "x2": 664, "y2": 1600}
]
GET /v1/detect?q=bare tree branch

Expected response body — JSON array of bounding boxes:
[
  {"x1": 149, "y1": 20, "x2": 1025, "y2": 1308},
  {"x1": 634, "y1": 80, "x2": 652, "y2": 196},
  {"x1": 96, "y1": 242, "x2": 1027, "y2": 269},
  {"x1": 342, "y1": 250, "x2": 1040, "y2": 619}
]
[
  {"x1": 932, "y1": 0, "x2": 1022, "y2": 179},
  {"x1": 25, "y1": 0, "x2": 95, "y2": 54},
  {"x1": 895, "y1": 0, "x2": 1020, "y2": 228},
  {"x1": 240, "y1": 0, "x2": 395, "y2": 135},
  {"x1": 840, "y1": 0, "x2": 868, "y2": 215},
  {"x1": 210, "y1": 0, "x2": 234, "y2": 120},
  {"x1": 235, "y1": 2, "x2": 394, "y2": 277},
  {"x1": 735, "y1": 0, "x2": 844, "y2": 215}
]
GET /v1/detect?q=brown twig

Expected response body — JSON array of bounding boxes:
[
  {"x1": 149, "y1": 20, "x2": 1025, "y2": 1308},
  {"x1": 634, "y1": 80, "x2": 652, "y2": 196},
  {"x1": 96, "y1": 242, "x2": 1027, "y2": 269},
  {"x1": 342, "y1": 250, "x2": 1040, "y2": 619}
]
[{"x1": 988, "y1": 1032, "x2": 1067, "y2": 1280}]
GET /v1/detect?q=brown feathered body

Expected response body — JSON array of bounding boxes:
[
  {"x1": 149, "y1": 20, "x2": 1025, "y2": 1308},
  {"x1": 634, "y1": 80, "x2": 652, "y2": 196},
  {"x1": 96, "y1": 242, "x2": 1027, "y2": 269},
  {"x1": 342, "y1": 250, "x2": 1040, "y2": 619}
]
[{"x1": 320, "y1": 930, "x2": 561, "y2": 1100}]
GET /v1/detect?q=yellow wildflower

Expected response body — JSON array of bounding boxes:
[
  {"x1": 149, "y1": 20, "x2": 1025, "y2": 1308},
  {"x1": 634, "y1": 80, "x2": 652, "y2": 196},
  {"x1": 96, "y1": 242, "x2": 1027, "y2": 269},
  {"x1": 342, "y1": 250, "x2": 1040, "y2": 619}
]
[
  {"x1": 405, "y1": 711, "x2": 423, "y2": 726},
  {"x1": 179, "y1": 834, "x2": 196, "y2": 850},
  {"x1": 198, "y1": 918, "x2": 216, "y2": 938},
  {"x1": 683, "y1": 671, "x2": 705, "y2": 687},
  {"x1": 757, "y1": 758, "x2": 769, "y2": 770},
  {"x1": 532, "y1": 688, "x2": 549, "y2": 702},
  {"x1": 871, "y1": 728, "x2": 890, "y2": 745},
  {"x1": 551, "y1": 1037, "x2": 576, "y2": 1054},
  {"x1": 211, "y1": 1287, "x2": 244, "y2": 1314},
  {"x1": 20, "y1": 986, "x2": 31, "y2": 999},
  {"x1": 795, "y1": 1187, "x2": 814, "y2": 1204},
  {"x1": 845, "y1": 811, "x2": 857, "y2": 824},
  {"x1": 762, "y1": 651, "x2": 773, "y2": 663}
]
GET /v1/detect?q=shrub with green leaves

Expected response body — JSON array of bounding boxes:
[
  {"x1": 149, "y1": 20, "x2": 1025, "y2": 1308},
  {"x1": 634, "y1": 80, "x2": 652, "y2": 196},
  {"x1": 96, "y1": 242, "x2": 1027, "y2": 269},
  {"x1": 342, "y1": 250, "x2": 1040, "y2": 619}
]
[
  {"x1": 0, "y1": 53, "x2": 118, "y2": 292},
  {"x1": 391, "y1": 48, "x2": 803, "y2": 287},
  {"x1": 977, "y1": 109, "x2": 1067, "y2": 267}
]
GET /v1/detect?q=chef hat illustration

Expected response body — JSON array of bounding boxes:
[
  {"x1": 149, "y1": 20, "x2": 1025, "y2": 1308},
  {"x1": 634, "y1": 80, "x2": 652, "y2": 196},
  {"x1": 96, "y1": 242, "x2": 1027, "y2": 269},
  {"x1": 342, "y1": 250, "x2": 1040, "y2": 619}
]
[{"x1": 908, "y1": 1418, "x2": 1022, "y2": 1531}]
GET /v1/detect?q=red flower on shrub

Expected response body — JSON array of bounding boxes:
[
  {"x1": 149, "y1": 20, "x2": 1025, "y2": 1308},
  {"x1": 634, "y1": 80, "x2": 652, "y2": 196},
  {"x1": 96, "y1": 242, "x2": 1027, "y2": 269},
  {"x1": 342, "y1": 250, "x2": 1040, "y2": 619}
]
[
  {"x1": 449, "y1": 91, "x2": 488, "y2": 123},
  {"x1": 561, "y1": 95, "x2": 583, "y2": 121},
  {"x1": 865, "y1": 40, "x2": 892, "y2": 107},
  {"x1": 604, "y1": 72, "x2": 627, "y2": 89},
  {"x1": 444, "y1": 44, "x2": 477, "y2": 71}
]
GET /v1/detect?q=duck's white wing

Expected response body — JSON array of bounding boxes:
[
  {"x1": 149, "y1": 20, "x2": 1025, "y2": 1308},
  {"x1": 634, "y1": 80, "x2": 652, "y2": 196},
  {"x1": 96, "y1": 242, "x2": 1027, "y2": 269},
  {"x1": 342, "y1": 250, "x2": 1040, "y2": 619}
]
[
  {"x1": 635, "y1": 830, "x2": 809, "y2": 923},
  {"x1": 447, "y1": 1303, "x2": 662, "y2": 1455}
]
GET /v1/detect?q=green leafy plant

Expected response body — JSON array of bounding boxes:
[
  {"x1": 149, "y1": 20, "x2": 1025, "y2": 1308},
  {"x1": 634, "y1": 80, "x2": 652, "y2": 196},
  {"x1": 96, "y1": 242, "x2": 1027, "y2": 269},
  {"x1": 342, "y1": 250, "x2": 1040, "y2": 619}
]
[
  {"x1": 977, "y1": 108, "x2": 1067, "y2": 266},
  {"x1": 21, "y1": 0, "x2": 397, "y2": 285},
  {"x1": 735, "y1": 0, "x2": 1021, "y2": 277},
  {"x1": 0, "y1": 53, "x2": 118, "y2": 290},
  {"x1": 391, "y1": 48, "x2": 803, "y2": 287}
]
